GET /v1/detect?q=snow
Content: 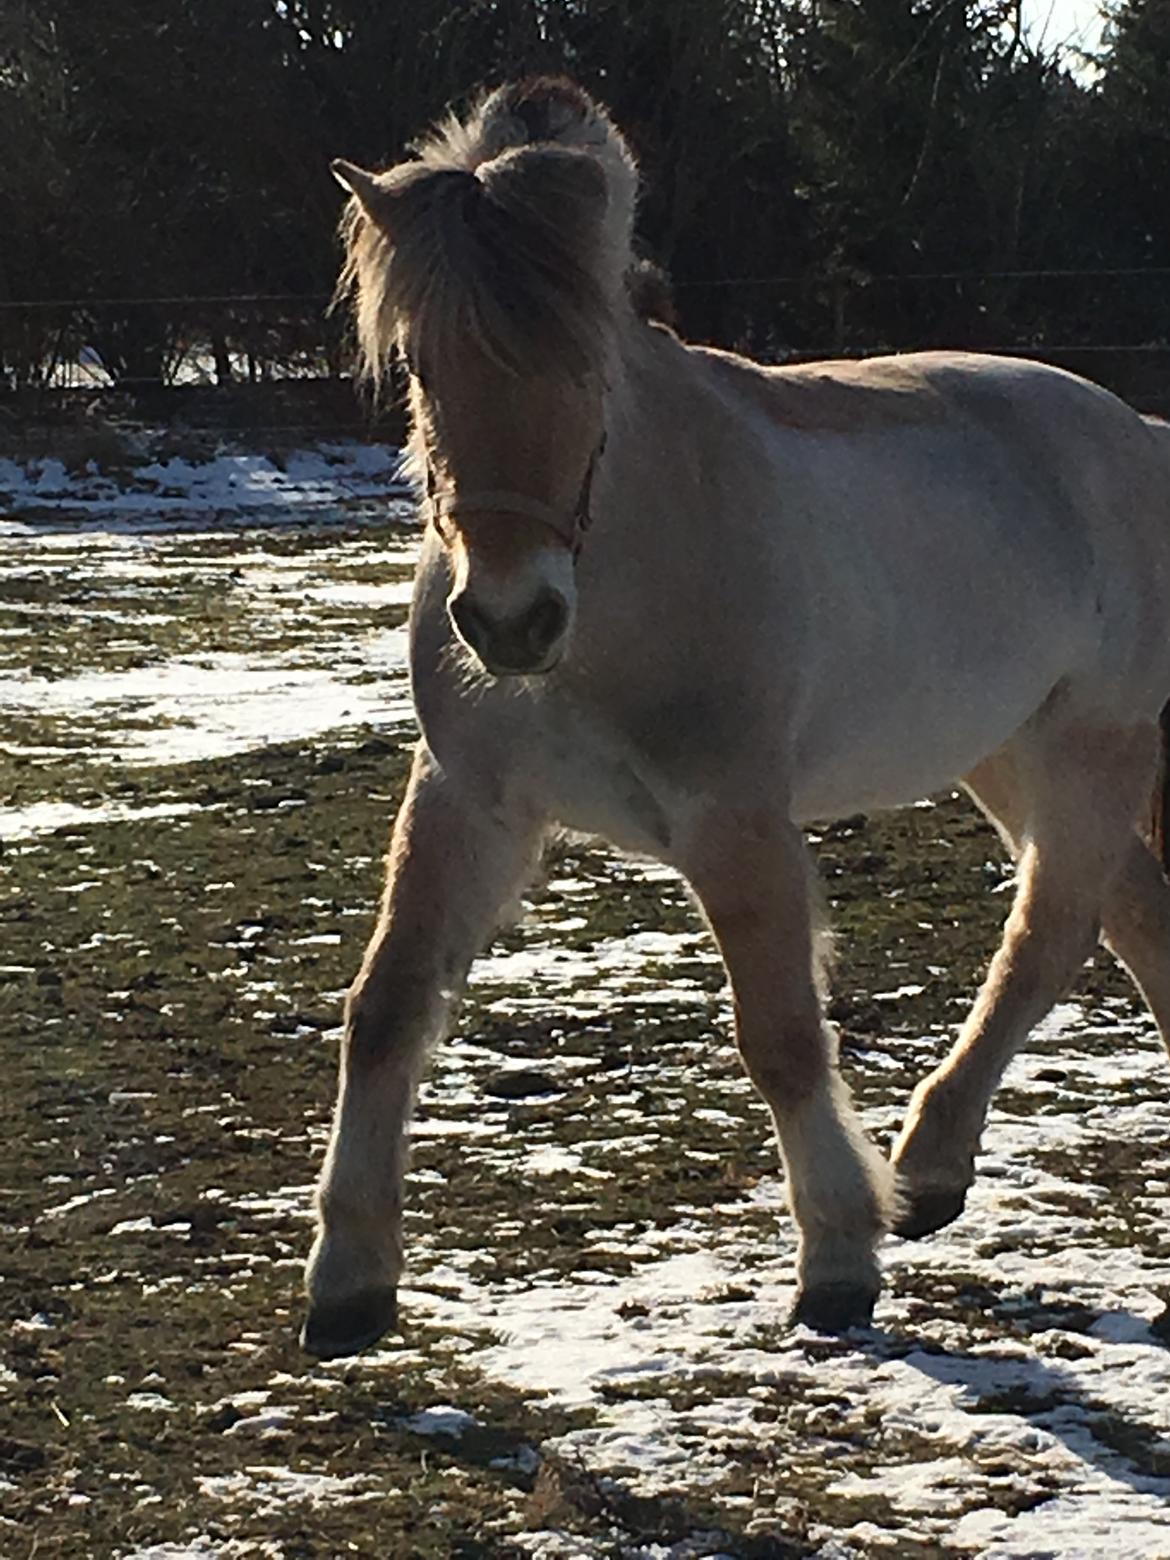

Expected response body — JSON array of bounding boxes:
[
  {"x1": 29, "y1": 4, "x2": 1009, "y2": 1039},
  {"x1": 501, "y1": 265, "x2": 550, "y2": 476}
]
[
  {"x1": 0, "y1": 799, "x2": 203, "y2": 840},
  {"x1": 196, "y1": 1465, "x2": 378, "y2": 1510},
  {"x1": 0, "y1": 441, "x2": 419, "y2": 824},
  {"x1": 0, "y1": 440, "x2": 411, "y2": 526},
  {"x1": 8, "y1": 444, "x2": 1170, "y2": 1555},
  {"x1": 389, "y1": 1004, "x2": 1170, "y2": 1554},
  {"x1": 0, "y1": 644, "x2": 412, "y2": 767},
  {"x1": 396, "y1": 1404, "x2": 480, "y2": 1438}
]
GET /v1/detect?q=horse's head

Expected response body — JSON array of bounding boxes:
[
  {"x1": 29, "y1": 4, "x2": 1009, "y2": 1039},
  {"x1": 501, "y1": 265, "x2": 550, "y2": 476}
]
[{"x1": 333, "y1": 78, "x2": 637, "y2": 677}]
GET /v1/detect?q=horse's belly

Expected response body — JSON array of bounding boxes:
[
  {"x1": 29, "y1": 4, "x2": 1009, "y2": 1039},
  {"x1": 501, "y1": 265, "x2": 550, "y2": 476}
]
[
  {"x1": 791, "y1": 733, "x2": 997, "y2": 821},
  {"x1": 788, "y1": 649, "x2": 1069, "y2": 822},
  {"x1": 782, "y1": 486, "x2": 1109, "y2": 819}
]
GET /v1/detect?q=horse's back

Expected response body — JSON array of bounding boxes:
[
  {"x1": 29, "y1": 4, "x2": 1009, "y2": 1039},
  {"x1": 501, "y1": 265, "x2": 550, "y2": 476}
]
[
  {"x1": 700, "y1": 344, "x2": 1154, "y2": 456},
  {"x1": 687, "y1": 346, "x2": 1170, "y2": 814},
  {"x1": 699, "y1": 345, "x2": 1170, "y2": 679}
]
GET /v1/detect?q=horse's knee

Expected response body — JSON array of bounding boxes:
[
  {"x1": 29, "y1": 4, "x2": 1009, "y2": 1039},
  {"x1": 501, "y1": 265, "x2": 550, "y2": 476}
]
[
  {"x1": 344, "y1": 975, "x2": 440, "y2": 1069},
  {"x1": 737, "y1": 1016, "x2": 828, "y2": 1112}
]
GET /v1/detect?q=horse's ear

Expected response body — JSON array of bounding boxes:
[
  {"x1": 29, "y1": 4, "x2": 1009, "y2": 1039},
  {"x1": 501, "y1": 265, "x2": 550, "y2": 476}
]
[{"x1": 331, "y1": 159, "x2": 398, "y2": 233}]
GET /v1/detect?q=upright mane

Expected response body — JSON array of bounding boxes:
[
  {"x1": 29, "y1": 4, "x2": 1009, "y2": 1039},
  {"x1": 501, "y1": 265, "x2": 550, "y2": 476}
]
[{"x1": 334, "y1": 78, "x2": 639, "y2": 386}]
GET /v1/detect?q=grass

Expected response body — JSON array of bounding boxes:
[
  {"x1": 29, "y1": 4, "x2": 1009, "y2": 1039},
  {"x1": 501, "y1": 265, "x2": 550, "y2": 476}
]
[{"x1": 2, "y1": 510, "x2": 1168, "y2": 1555}]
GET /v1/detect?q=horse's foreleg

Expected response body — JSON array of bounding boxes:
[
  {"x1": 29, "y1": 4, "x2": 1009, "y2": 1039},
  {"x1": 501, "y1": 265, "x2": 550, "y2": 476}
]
[
  {"x1": 892, "y1": 721, "x2": 1155, "y2": 1238},
  {"x1": 301, "y1": 745, "x2": 544, "y2": 1359},
  {"x1": 682, "y1": 811, "x2": 895, "y2": 1330}
]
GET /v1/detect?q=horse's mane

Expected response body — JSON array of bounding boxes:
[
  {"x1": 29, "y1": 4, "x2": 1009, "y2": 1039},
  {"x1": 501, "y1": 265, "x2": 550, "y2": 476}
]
[
  {"x1": 336, "y1": 78, "x2": 638, "y2": 386},
  {"x1": 627, "y1": 258, "x2": 677, "y2": 331}
]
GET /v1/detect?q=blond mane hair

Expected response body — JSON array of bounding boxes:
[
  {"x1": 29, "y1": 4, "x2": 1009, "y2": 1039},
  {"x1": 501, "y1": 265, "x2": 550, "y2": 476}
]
[{"x1": 335, "y1": 78, "x2": 639, "y2": 385}]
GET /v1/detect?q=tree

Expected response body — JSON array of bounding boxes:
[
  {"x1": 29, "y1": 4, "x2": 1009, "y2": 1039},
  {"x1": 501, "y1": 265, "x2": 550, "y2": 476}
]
[{"x1": 2, "y1": 0, "x2": 1159, "y2": 394}]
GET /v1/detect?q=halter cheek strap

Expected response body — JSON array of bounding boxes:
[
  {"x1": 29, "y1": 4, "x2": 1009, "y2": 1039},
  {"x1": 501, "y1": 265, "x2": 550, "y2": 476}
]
[{"x1": 426, "y1": 434, "x2": 605, "y2": 561}]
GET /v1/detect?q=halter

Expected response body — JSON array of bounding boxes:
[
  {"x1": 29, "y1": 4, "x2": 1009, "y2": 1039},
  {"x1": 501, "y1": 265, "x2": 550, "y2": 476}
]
[{"x1": 426, "y1": 433, "x2": 606, "y2": 562}]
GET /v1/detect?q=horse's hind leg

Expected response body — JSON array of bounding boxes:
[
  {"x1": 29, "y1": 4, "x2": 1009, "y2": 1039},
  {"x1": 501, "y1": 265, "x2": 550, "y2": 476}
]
[
  {"x1": 891, "y1": 719, "x2": 1157, "y2": 1238},
  {"x1": 302, "y1": 745, "x2": 545, "y2": 1359},
  {"x1": 1101, "y1": 838, "x2": 1170, "y2": 1057},
  {"x1": 945, "y1": 750, "x2": 1170, "y2": 1051},
  {"x1": 681, "y1": 807, "x2": 895, "y2": 1329}
]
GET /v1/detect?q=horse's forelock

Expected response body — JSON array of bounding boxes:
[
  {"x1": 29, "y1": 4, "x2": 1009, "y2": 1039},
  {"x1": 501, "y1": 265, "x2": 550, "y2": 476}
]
[
  {"x1": 340, "y1": 126, "x2": 624, "y2": 386},
  {"x1": 335, "y1": 78, "x2": 641, "y2": 387}
]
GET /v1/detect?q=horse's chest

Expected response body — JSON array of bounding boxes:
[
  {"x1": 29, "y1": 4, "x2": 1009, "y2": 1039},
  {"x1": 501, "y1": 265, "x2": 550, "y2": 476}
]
[
  {"x1": 534, "y1": 718, "x2": 677, "y2": 854},
  {"x1": 532, "y1": 670, "x2": 773, "y2": 850}
]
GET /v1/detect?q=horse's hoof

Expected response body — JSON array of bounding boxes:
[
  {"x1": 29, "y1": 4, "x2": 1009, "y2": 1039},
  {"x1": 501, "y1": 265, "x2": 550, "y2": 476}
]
[
  {"x1": 892, "y1": 1185, "x2": 968, "y2": 1240},
  {"x1": 300, "y1": 1287, "x2": 398, "y2": 1359},
  {"x1": 789, "y1": 1282, "x2": 877, "y2": 1333}
]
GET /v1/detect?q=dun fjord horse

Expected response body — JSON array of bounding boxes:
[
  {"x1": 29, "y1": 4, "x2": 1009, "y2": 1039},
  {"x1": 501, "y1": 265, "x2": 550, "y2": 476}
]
[{"x1": 302, "y1": 77, "x2": 1170, "y2": 1359}]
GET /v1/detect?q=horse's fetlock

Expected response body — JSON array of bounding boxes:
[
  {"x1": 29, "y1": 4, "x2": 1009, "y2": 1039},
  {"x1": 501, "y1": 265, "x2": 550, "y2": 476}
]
[
  {"x1": 796, "y1": 1226, "x2": 882, "y2": 1302},
  {"x1": 305, "y1": 1220, "x2": 401, "y2": 1305}
]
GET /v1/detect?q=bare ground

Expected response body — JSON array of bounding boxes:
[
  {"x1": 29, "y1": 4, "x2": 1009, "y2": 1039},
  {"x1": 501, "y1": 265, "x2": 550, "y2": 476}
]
[{"x1": 2, "y1": 506, "x2": 1169, "y2": 1558}]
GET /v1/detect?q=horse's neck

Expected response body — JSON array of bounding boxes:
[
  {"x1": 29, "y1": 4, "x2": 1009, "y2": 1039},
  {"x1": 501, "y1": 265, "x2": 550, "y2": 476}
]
[
  {"x1": 605, "y1": 323, "x2": 769, "y2": 538},
  {"x1": 608, "y1": 323, "x2": 732, "y2": 481}
]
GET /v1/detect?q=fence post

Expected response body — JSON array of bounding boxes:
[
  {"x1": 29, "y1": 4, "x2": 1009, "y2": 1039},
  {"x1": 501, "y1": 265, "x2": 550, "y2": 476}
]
[{"x1": 832, "y1": 275, "x2": 847, "y2": 355}]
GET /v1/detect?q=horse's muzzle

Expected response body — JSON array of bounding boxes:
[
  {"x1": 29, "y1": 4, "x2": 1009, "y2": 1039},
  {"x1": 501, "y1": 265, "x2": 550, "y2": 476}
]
[{"x1": 448, "y1": 587, "x2": 569, "y2": 675}]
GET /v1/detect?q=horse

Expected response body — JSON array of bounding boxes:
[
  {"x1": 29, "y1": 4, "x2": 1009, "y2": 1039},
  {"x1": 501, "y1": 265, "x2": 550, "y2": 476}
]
[{"x1": 301, "y1": 76, "x2": 1170, "y2": 1360}]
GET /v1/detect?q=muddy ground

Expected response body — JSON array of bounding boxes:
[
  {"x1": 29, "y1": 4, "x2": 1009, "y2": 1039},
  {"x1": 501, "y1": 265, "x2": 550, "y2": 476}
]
[{"x1": 2, "y1": 497, "x2": 1169, "y2": 1558}]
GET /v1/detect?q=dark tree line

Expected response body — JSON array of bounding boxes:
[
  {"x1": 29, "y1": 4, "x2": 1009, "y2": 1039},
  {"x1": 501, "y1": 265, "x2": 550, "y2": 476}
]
[{"x1": 1, "y1": 0, "x2": 1167, "y2": 389}]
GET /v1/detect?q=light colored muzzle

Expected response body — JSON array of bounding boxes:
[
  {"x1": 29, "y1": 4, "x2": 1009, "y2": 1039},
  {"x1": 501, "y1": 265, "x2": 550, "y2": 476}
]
[{"x1": 447, "y1": 538, "x2": 577, "y2": 675}]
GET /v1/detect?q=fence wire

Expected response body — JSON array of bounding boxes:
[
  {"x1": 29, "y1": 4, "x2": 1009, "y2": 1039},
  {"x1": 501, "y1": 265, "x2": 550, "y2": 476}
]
[{"x1": 2, "y1": 267, "x2": 1168, "y2": 426}]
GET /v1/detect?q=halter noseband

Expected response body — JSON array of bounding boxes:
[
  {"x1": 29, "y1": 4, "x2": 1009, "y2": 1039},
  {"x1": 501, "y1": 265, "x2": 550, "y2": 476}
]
[{"x1": 426, "y1": 433, "x2": 606, "y2": 562}]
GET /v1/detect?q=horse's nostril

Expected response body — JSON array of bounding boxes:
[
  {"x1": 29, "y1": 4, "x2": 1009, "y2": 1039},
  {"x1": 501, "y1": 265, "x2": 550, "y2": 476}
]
[
  {"x1": 449, "y1": 588, "x2": 568, "y2": 672},
  {"x1": 521, "y1": 590, "x2": 568, "y2": 657},
  {"x1": 449, "y1": 591, "x2": 488, "y2": 654}
]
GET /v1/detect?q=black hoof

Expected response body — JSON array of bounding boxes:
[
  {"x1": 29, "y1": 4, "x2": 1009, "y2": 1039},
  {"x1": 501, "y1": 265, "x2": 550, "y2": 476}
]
[
  {"x1": 892, "y1": 1185, "x2": 968, "y2": 1240},
  {"x1": 789, "y1": 1283, "x2": 877, "y2": 1332},
  {"x1": 300, "y1": 1287, "x2": 398, "y2": 1360}
]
